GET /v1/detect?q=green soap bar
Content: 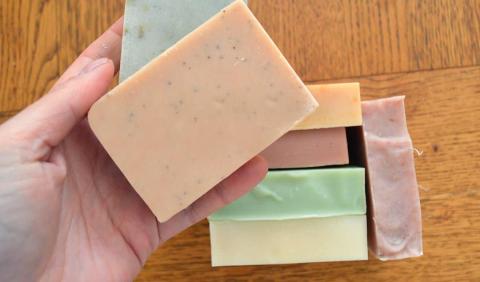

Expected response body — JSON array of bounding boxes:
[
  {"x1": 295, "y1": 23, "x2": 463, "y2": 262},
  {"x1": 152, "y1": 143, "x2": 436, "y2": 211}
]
[
  {"x1": 209, "y1": 167, "x2": 366, "y2": 221},
  {"x1": 120, "y1": 0, "x2": 246, "y2": 81}
]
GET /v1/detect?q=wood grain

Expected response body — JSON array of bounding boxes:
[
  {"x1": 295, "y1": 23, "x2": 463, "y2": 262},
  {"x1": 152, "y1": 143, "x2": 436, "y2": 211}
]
[
  {"x1": 0, "y1": 0, "x2": 124, "y2": 112},
  {"x1": 1, "y1": 0, "x2": 479, "y2": 281},
  {"x1": 1, "y1": 0, "x2": 479, "y2": 112},
  {"x1": 250, "y1": 0, "x2": 480, "y2": 81},
  {"x1": 136, "y1": 66, "x2": 480, "y2": 282}
]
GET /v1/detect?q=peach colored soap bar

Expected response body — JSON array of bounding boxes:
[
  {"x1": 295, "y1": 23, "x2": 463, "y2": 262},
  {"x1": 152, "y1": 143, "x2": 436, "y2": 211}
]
[
  {"x1": 362, "y1": 96, "x2": 423, "y2": 260},
  {"x1": 260, "y1": 128, "x2": 349, "y2": 169},
  {"x1": 88, "y1": 0, "x2": 318, "y2": 222},
  {"x1": 294, "y1": 83, "x2": 362, "y2": 130}
]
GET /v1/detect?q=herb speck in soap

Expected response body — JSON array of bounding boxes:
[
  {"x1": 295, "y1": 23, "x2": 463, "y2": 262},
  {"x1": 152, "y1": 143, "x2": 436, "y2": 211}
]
[
  {"x1": 193, "y1": 116, "x2": 198, "y2": 122},
  {"x1": 207, "y1": 55, "x2": 211, "y2": 60},
  {"x1": 141, "y1": 104, "x2": 147, "y2": 109},
  {"x1": 216, "y1": 44, "x2": 221, "y2": 50},
  {"x1": 128, "y1": 112, "x2": 135, "y2": 121},
  {"x1": 216, "y1": 84, "x2": 222, "y2": 89},
  {"x1": 167, "y1": 80, "x2": 172, "y2": 86},
  {"x1": 138, "y1": 26, "x2": 145, "y2": 39},
  {"x1": 219, "y1": 55, "x2": 224, "y2": 60}
]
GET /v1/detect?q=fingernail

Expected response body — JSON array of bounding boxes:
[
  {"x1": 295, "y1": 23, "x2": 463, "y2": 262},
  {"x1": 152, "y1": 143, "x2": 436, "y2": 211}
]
[{"x1": 80, "y1": 58, "x2": 109, "y2": 75}]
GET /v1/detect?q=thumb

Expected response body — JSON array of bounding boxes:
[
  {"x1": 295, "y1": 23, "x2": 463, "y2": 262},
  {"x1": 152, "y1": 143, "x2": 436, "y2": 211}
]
[{"x1": 1, "y1": 58, "x2": 114, "y2": 150}]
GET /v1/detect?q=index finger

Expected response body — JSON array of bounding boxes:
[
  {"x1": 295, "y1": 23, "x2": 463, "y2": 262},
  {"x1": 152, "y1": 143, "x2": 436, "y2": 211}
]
[{"x1": 53, "y1": 17, "x2": 124, "y2": 88}]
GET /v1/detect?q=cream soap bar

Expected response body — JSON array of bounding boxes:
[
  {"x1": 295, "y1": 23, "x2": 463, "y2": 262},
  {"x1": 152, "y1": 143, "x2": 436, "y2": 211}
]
[
  {"x1": 362, "y1": 96, "x2": 422, "y2": 260},
  {"x1": 294, "y1": 83, "x2": 362, "y2": 130},
  {"x1": 209, "y1": 167, "x2": 365, "y2": 221},
  {"x1": 210, "y1": 216, "x2": 368, "y2": 266},
  {"x1": 260, "y1": 127, "x2": 349, "y2": 169},
  {"x1": 89, "y1": 1, "x2": 318, "y2": 222},
  {"x1": 120, "y1": 0, "x2": 246, "y2": 81}
]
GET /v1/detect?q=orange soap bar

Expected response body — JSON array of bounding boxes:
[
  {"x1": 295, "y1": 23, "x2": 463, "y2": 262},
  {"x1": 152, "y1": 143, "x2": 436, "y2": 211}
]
[
  {"x1": 295, "y1": 83, "x2": 362, "y2": 130},
  {"x1": 260, "y1": 128, "x2": 349, "y2": 169},
  {"x1": 88, "y1": 0, "x2": 317, "y2": 222}
]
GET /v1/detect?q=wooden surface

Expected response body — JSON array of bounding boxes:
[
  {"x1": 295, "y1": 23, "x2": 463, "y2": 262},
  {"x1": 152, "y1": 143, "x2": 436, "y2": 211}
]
[{"x1": 1, "y1": 0, "x2": 479, "y2": 281}]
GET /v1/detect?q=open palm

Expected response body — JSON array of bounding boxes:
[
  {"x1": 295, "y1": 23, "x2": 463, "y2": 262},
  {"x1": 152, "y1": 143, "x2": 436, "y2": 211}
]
[{"x1": 0, "y1": 19, "x2": 267, "y2": 282}]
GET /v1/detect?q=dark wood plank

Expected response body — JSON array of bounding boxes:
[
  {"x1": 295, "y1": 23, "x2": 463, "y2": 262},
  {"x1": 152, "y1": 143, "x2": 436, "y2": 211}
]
[
  {"x1": 0, "y1": 0, "x2": 124, "y2": 112},
  {"x1": 136, "y1": 66, "x2": 480, "y2": 282},
  {"x1": 249, "y1": 0, "x2": 480, "y2": 81}
]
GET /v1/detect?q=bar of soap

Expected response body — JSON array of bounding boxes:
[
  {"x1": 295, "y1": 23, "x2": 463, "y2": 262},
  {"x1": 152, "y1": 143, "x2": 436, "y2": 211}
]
[
  {"x1": 294, "y1": 83, "x2": 362, "y2": 130},
  {"x1": 88, "y1": 1, "x2": 318, "y2": 222},
  {"x1": 209, "y1": 167, "x2": 365, "y2": 221},
  {"x1": 210, "y1": 216, "x2": 368, "y2": 266},
  {"x1": 120, "y1": 0, "x2": 246, "y2": 81},
  {"x1": 260, "y1": 127, "x2": 349, "y2": 169},
  {"x1": 362, "y1": 96, "x2": 423, "y2": 260}
]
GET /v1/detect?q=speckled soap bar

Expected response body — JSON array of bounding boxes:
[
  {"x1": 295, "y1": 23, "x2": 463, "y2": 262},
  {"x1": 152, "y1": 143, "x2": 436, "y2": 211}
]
[
  {"x1": 209, "y1": 167, "x2": 365, "y2": 221},
  {"x1": 89, "y1": 0, "x2": 318, "y2": 222},
  {"x1": 120, "y1": 0, "x2": 246, "y2": 81}
]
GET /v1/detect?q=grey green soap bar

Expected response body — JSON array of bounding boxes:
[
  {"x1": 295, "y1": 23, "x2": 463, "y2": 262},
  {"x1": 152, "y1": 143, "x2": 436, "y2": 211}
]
[
  {"x1": 120, "y1": 0, "x2": 246, "y2": 81},
  {"x1": 209, "y1": 167, "x2": 366, "y2": 221}
]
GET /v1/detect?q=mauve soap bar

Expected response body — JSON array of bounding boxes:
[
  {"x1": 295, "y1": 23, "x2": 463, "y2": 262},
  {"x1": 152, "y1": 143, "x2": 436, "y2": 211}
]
[
  {"x1": 260, "y1": 127, "x2": 349, "y2": 169},
  {"x1": 362, "y1": 96, "x2": 423, "y2": 260}
]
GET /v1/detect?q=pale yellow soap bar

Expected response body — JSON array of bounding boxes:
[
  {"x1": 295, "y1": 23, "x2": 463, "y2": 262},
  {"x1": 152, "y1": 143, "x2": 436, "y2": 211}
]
[
  {"x1": 210, "y1": 215, "x2": 368, "y2": 266},
  {"x1": 294, "y1": 83, "x2": 362, "y2": 130},
  {"x1": 88, "y1": 0, "x2": 317, "y2": 222}
]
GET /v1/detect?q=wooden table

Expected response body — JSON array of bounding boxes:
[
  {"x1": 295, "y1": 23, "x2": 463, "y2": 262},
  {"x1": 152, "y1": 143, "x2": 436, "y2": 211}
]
[{"x1": 1, "y1": 1, "x2": 479, "y2": 281}]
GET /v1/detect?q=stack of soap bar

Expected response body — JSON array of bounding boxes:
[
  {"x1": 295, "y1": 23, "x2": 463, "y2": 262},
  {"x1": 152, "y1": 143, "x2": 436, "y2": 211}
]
[
  {"x1": 209, "y1": 168, "x2": 368, "y2": 266},
  {"x1": 120, "y1": 0, "x2": 246, "y2": 81},
  {"x1": 361, "y1": 96, "x2": 423, "y2": 260},
  {"x1": 89, "y1": 0, "x2": 318, "y2": 222},
  {"x1": 261, "y1": 83, "x2": 362, "y2": 168}
]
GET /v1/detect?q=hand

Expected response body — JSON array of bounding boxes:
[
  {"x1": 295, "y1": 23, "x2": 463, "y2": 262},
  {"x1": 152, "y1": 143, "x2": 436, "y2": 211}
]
[{"x1": 0, "y1": 18, "x2": 267, "y2": 282}]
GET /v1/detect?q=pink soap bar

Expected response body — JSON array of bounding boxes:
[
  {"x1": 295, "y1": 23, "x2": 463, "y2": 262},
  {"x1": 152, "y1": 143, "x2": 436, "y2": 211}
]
[
  {"x1": 260, "y1": 128, "x2": 349, "y2": 169},
  {"x1": 362, "y1": 96, "x2": 422, "y2": 260}
]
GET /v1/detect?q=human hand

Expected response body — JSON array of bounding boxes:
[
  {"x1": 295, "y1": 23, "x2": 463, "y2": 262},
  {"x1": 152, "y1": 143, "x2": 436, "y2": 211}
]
[{"x1": 0, "y1": 18, "x2": 267, "y2": 282}]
